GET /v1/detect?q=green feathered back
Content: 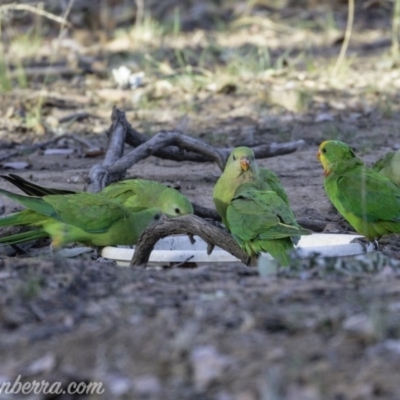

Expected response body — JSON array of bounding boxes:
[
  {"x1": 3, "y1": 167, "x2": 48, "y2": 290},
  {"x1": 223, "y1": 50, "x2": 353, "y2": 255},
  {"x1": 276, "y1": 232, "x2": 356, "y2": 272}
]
[
  {"x1": 0, "y1": 176, "x2": 192, "y2": 246},
  {"x1": 372, "y1": 149, "x2": 400, "y2": 187},
  {"x1": 226, "y1": 183, "x2": 311, "y2": 265},
  {"x1": 259, "y1": 168, "x2": 290, "y2": 205},
  {"x1": 320, "y1": 140, "x2": 400, "y2": 240},
  {"x1": 0, "y1": 188, "x2": 162, "y2": 247}
]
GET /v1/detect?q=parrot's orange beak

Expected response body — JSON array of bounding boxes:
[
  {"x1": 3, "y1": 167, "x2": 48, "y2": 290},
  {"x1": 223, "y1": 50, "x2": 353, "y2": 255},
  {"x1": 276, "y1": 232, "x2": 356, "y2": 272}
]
[
  {"x1": 240, "y1": 158, "x2": 250, "y2": 171},
  {"x1": 316, "y1": 149, "x2": 321, "y2": 160}
]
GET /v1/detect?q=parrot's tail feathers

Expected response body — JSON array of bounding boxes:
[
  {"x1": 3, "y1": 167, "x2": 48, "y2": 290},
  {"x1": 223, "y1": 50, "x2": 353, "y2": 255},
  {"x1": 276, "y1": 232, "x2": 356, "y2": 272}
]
[
  {"x1": 258, "y1": 224, "x2": 312, "y2": 241},
  {"x1": 0, "y1": 188, "x2": 58, "y2": 220},
  {"x1": 0, "y1": 212, "x2": 25, "y2": 227},
  {"x1": 260, "y1": 239, "x2": 293, "y2": 267},
  {"x1": 0, "y1": 229, "x2": 48, "y2": 246},
  {"x1": 0, "y1": 174, "x2": 74, "y2": 196}
]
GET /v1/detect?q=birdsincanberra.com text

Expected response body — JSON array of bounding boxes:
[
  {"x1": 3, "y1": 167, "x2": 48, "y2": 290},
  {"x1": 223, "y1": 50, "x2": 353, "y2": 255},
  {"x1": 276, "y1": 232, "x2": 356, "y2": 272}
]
[{"x1": 0, "y1": 375, "x2": 105, "y2": 396}]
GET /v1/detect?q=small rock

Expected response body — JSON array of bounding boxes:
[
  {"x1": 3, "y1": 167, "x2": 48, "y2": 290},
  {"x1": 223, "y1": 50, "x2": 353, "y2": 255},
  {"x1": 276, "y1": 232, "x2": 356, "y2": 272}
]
[
  {"x1": 190, "y1": 345, "x2": 230, "y2": 391},
  {"x1": 234, "y1": 390, "x2": 257, "y2": 400},
  {"x1": 342, "y1": 314, "x2": 375, "y2": 340},
  {"x1": 44, "y1": 148, "x2": 75, "y2": 156},
  {"x1": 286, "y1": 383, "x2": 320, "y2": 400},
  {"x1": 133, "y1": 375, "x2": 161, "y2": 396},
  {"x1": 314, "y1": 112, "x2": 334, "y2": 123},
  {"x1": 266, "y1": 347, "x2": 286, "y2": 362},
  {"x1": 368, "y1": 339, "x2": 400, "y2": 357},
  {"x1": 20, "y1": 353, "x2": 56, "y2": 376},
  {"x1": 2, "y1": 161, "x2": 30, "y2": 170},
  {"x1": 106, "y1": 373, "x2": 132, "y2": 397}
]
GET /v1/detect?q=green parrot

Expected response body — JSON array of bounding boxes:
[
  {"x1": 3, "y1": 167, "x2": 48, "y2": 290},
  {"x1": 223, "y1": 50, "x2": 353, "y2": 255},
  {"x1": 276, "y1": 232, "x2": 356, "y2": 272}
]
[
  {"x1": 0, "y1": 174, "x2": 193, "y2": 217},
  {"x1": 0, "y1": 189, "x2": 162, "y2": 247},
  {"x1": 226, "y1": 183, "x2": 311, "y2": 265},
  {"x1": 371, "y1": 149, "x2": 400, "y2": 187},
  {"x1": 317, "y1": 140, "x2": 400, "y2": 240},
  {"x1": 213, "y1": 147, "x2": 269, "y2": 228},
  {"x1": 0, "y1": 175, "x2": 193, "y2": 245},
  {"x1": 213, "y1": 147, "x2": 310, "y2": 264}
]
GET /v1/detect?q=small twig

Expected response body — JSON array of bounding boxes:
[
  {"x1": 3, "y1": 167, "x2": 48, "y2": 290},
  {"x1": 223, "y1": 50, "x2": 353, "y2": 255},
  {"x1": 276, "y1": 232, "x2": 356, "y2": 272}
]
[
  {"x1": 58, "y1": 112, "x2": 91, "y2": 124},
  {"x1": 171, "y1": 255, "x2": 195, "y2": 268},
  {"x1": 130, "y1": 214, "x2": 251, "y2": 268},
  {"x1": 332, "y1": 0, "x2": 355, "y2": 76},
  {"x1": 135, "y1": 0, "x2": 145, "y2": 26},
  {"x1": 392, "y1": 0, "x2": 400, "y2": 59},
  {"x1": 0, "y1": 3, "x2": 73, "y2": 28},
  {"x1": 8, "y1": 64, "x2": 105, "y2": 79},
  {"x1": 65, "y1": 134, "x2": 94, "y2": 149}
]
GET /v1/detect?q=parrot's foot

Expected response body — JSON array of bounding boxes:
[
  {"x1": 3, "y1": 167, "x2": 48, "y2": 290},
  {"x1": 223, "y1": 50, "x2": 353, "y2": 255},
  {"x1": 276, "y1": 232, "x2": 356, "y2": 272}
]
[{"x1": 350, "y1": 237, "x2": 378, "y2": 252}]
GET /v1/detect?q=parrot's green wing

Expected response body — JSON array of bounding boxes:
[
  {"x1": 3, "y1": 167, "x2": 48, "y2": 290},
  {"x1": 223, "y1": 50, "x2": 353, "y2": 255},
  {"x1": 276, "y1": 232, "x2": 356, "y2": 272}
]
[
  {"x1": 319, "y1": 140, "x2": 400, "y2": 240},
  {"x1": 259, "y1": 168, "x2": 290, "y2": 205},
  {"x1": 371, "y1": 150, "x2": 400, "y2": 187},
  {"x1": 101, "y1": 179, "x2": 193, "y2": 217},
  {"x1": 42, "y1": 206, "x2": 162, "y2": 247},
  {"x1": 0, "y1": 175, "x2": 193, "y2": 218},
  {"x1": 334, "y1": 169, "x2": 400, "y2": 223},
  {"x1": 0, "y1": 189, "x2": 128, "y2": 234},
  {"x1": 0, "y1": 174, "x2": 74, "y2": 196},
  {"x1": 372, "y1": 152, "x2": 394, "y2": 174},
  {"x1": 0, "y1": 188, "x2": 163, "y2": 247},
  {"x1": 44, "y1": 194, "x2": 132, "y2": 234},
  {"x1": 100, "y1": 181, "x2": 140, "y2": 204},
  {"x1": 226, "y1": 184, "x2": 311, "y2": 265}
]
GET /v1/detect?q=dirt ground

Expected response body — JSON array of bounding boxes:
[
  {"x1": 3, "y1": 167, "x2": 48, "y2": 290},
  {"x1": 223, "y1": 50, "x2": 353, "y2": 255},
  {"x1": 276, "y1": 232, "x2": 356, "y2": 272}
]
[{"x1": 2, "y1": 1, "x2": 400, "y2": 399}]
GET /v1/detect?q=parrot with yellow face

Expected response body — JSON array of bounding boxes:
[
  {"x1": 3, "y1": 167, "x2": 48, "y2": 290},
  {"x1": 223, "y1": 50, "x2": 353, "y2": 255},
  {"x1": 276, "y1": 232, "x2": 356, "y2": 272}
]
[
  {"x1": 213, "y1": 147, "x2": 310, "y2": 265},
  {"x1": 317, "y1": 140, "x2": 400, "y2": 241}
]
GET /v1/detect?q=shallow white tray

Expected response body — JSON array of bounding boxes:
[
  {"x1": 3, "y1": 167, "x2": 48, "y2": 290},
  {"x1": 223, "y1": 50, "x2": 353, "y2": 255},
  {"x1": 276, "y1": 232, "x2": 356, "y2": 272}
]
[{"x1": 101, "y1": 234, "x2": 375, "y2": 267}]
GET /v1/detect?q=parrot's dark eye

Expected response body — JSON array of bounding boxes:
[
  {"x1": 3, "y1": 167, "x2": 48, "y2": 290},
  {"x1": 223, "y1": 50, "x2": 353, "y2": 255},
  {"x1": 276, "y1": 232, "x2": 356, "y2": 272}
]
[
  {"x1": 232, "y1": 155, "x2": 236, "y2": 161},
  {"x1": 155, "y1": 214, "x2": 161, "y2": 220},
  {"x1": 322, "y1": 148, "x2": 327, "y2": 153},
  {"x1": 175, "y1": 208, "x2": 181, "y2": 214}
]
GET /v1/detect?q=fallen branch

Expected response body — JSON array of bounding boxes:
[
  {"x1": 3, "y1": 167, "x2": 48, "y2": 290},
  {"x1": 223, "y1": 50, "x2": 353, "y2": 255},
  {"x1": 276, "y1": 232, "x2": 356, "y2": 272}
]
[
  {"x1": 130, "y1": 214, "x2": 252, "y2": 268},
  {"x1": 124, "y1": 115, "x2": 305, "y2": 166},
  {"x1": 296, "y1": 217, "x2": 327, "y2": 233},
  {"x1": 88, "y1": 108, "x2": 128, "y2": 191},
  {"x1": 193, "y1": 203, "x2": 221, "y2": 221},
  {"x1": 88, "y1": 107, "x2": 305, "y2": 191}
]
